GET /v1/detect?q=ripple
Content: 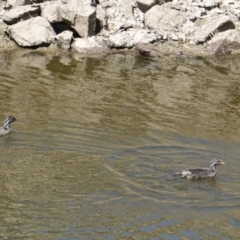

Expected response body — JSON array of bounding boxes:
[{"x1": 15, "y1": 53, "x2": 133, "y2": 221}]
[
  {"x1": 0, "y1": 51, "x2": 239, "y2": 239},
  {"x1": 105, "y1": 137, "x2": 240, "y2": 209}
]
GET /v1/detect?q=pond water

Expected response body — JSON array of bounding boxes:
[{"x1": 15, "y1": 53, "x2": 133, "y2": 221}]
[{"x1": 0, "y1": 49, "x2": 240, "y2": 239}]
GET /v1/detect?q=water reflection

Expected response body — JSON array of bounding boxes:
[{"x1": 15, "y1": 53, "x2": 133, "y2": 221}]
[{"x1": 0, "y1": 50, "x2": 240, "y2": 238}]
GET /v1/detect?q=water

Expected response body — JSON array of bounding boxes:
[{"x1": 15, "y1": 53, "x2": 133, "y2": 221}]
[{"x1": 0, "y1": 49, "x2": 240, "y2": 239}]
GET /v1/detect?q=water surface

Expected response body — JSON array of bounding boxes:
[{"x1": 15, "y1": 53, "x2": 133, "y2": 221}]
[{"x1": 0, "y1": 49, "x2": 240, "y2": 239}]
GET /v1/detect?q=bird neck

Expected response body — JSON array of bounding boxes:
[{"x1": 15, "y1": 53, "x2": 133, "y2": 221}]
[
  {"x1": 3, "y1": 124, "x2": 9, "y2": 130},
  {"x1": 210, "y1": 163, "x2": 217, "y2": 172}
]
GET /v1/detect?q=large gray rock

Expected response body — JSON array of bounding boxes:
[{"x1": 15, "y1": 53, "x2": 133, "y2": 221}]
[
  {"x1": 6, "y1": 16, "x2": 55, "y2": 47},
  {"x1": 41, "y1": 2, "x2": 62, "y2": 23},
  {"x1": 206, "y1": 29, "x2": 240, "y2": 54},
  {"x1": 145, "y1": 3, "x2": 188, "y2": 39},
  {"x1": 60, "y1": 0, "x2": 96, "y2": 37},
  {"x1": 55, "y1": 30, "x2": 73, "y2": 50},
  {"x1": 1, "y1": 5, "x2": 40, "y2": 24},
  {"x1": 188, "y1": 14, "x2": 235, "y2": 43},
  {"x1": 72, "y1": 37, "x2": 107, "y2": 54},
  {"x1": 108, "y1": 28, "x2": 160, "y2": 48}
]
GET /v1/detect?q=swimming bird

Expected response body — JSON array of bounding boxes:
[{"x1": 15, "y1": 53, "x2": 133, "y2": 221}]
[
  {"x1": 0, "y1": 116, "x2": 17, "y2": 136},
  {"x1": 180, "y1": 158, "x2": 225, "y2": 179}
]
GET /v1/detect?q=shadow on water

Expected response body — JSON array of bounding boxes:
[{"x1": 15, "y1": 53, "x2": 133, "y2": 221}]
[{"x1": 0, "y1": 50, "x2": 240, "y2": 238}]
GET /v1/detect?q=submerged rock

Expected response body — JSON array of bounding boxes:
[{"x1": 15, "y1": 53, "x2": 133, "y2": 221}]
[{"x1": 135, "y1": 43, "x2": 161, "y2": 58}]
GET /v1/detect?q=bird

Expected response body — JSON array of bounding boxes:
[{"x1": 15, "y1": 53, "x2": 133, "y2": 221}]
[
  {"x1": 179, "y1": 158, "x2": 225, "y2": 179},
  {"x1": 0, "y1": 116, "x2": 17, "y2": 136}
]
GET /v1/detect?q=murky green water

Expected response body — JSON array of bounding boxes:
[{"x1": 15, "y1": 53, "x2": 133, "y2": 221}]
[{"x1": 0, "y1": 49, "x2": 240, "y2": 239}]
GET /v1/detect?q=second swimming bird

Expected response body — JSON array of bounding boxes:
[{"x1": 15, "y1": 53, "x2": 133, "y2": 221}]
[
  {"x1": 180, "y1": 158, "x2": 225, "y2": 179},
  {"x1": 0, "y1": 116, "x2": 17, "y2": 136}
]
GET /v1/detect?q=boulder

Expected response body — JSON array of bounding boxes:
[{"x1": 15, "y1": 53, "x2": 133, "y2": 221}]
[
  {"x1": 206, "y1": 29, "x2": 240, "y2": 54},
  {"x1": 108, "y1": 28, "x2": 160, "y2": 48},
  {"x1": 100, "y1": 0, "x2": 143, "y2": 33},
  {"x1": 1, "y1": 5, "x2": 40, "y2": 25},
  {"x1": 5, "y1": 0, "x2": 31, "y2": 8},
  {"x1": 60, "y1": 0, "x2": 96, "y2": 37},
  {"x1": 6, "y1": 16, "x2": 55, "y2": 47},
  {"x1": 188, "y1": 14, "x2": 235, "y2": 43},
  {"x1": 55, "y1": 30, "x2": 73, "y2": 50},
  {"x1": 145, "y1": 4, "x2": 188, "y2": 39},
  {"x1": 41, "y1": 2, "x2": 62, "y2": 23},
  {"x1": 72, "y1": 37, "x2": 107, "y2": 54},
  {"x1": 137, "y1": 0, "x2": 158, "y2": 13}
]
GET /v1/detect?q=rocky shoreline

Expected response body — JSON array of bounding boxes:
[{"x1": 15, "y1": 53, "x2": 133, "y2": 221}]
[{"x1": 1, "y1": 0, "x2": 240, "y2": 58}]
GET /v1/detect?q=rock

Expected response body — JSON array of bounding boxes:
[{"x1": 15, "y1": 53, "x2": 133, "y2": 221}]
[
  {"x1": 101, "y1": 0, "x2": 143, "y2": 33},
  {"x1": 176, "y1": 65, "x2": 196, "y2": 74},
  {"x1": 41, "y1": 2, "x2": 62, "y2": 23},
  {"x1": 55, "y1": 30, "x2": 73, "y2": 50},
  {"x1": 192, "y1": 0, "x2": 221, "y2": 8},
  {"x1": 135, "y1": 43, "x2": 160, "y2": 58},
  {"x1": 6, "y1": 16, "x2": 55, "y2": 47},
  {"x1": 188, "y1": 14, "x2": 235, "y2": 43},
  {"x1": 4, "y1": 3, "x2": 12, "y2": 10},
  {"x1": 206, "y1": 29, "x2": 240, "y2": 54},
  {"x1": 221, "y1": 0, "x2": 240, "y2": 20},
  {"x1": 0, "y1": 19, "x2": 18, "y2": 49},
  {"x1": 1, "y1": 5, "x2": 40, "y2": 25},
  {"x1": 145, "y1": 3, "x2": 188, "y2": 40},
  {"x1": 136, "y1": 0, "x2": 158, "y2": 13},
  {"x1": 72, "y1": 37, "x2": 107, "y2": 54},
  {"x1": 60, "y1": 0, "x2": 96, "y2": 37},
  {"x1": 96, "y1": 4, "x2": 107, "y2": 30},
  {"x1": 136, "y1": 40, "x2": 210, "y2": 58},
  {"x1": 108, "y1": 28, "x2": 160, "y2": 48},
  {"x1": 5, "y1": 0, "x2": 31, "y2": 8},
  {"x1": 203, "y1": 0, "x2": 221, "y2": 8}
]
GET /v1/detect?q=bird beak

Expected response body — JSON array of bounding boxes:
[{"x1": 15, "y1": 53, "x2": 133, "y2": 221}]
[{"x1": 221, "y1": 161, "x2": 225, "y2": 165}]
